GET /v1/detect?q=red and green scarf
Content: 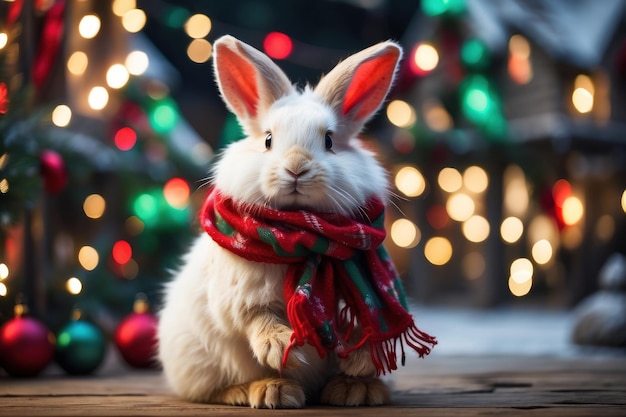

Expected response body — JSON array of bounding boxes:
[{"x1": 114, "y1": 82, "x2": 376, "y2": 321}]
[{"x1": 200, "y1": 188, "x2": 436, "y2": 375}]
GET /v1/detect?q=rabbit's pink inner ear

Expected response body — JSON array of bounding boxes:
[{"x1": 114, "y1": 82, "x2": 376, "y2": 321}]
[
  {"x1": 342, "y1": 50, "x2": 399, "y2": 120},
  {"x1": 217, "y1": 46, "x2": 259, "y2": 118}
]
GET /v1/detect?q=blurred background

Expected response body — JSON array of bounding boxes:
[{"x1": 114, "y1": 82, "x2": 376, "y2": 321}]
[{"x1": 0, "y1": 0, "x2": 625, "y2": 353}]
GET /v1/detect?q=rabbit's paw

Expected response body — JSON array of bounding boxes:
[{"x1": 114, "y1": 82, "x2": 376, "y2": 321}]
[
  {"x1": 320, "y1": 375, "x2": 390, "y2": 406},
  {"x1": 249, "y1": 378, "x2": 305, "y2": 409},
  {"x1": 339, "y1": 347, "x2": 377, "y2": 377},
  {"x1": 250, "y1": 324, "x2": 307, "y2": 370}
]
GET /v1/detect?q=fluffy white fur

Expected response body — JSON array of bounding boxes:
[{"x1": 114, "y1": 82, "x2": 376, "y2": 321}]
[{"x1": 158, "y1": 35, "x2": 402, "y2": 408}]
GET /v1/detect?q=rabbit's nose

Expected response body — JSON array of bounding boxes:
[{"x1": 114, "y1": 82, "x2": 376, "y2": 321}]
[{"x1": 285, "y1": 167, "x2": 310, "y2": 178}]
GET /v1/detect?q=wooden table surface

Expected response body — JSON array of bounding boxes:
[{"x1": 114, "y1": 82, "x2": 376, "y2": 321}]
[{"x1": 1, "y1": 353, "x2": 625, "y2": 416}]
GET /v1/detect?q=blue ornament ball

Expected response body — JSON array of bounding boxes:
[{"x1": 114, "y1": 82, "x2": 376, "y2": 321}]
[{"x1": 55, "y1": 318, "x2": 107, "y2": 375}]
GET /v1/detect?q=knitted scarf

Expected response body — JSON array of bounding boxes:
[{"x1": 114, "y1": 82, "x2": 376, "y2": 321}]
[{"x1": 200, "y1": 188, "x2": 436, "y2": 375}]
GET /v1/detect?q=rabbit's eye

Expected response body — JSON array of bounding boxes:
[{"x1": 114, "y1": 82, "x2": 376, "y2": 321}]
[
  {"x1": 265, "y1": 132, "x2": 272, "y2": 150},
  {"x1": 325, "y1": 132, "x2": 333, "y2": 150}
]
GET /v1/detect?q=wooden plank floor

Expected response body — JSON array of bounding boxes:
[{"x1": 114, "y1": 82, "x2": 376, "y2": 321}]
[{"x1": 1, "y1": 354, "x2": 625, "y2": 416}]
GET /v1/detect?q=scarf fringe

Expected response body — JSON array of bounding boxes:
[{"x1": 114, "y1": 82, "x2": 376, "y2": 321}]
[{"x1": 370, "y1": 324, "x2": 438, "y2": 376}]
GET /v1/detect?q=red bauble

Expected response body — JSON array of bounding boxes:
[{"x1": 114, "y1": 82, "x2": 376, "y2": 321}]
[
  {"x1": 114, "y1": 296, "x2": 158, "y2": 368},
  {"x1": 39, "y1": 150, "x2": 68, "y2": 194},
  {"x1": 0, "y1": 305, "x2": 55, "y2": 377}
]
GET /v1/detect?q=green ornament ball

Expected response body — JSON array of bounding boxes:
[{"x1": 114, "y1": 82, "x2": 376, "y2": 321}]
[{"x1": 55, "y1": 318, "x2": 107, "y2": 375}]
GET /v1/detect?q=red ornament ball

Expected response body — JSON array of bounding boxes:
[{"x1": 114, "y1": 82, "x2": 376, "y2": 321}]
[
  {"x1": 114, "y1": 297, "x2": 158, "y2": 368},
  {"x1": 39, "y1": 149, "x2": 68, "y2": 194},
  {"x1": 0, "y1": 307, "x2": 55, "y2": 377}
]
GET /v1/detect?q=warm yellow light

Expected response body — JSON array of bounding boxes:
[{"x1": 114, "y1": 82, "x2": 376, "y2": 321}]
[
  {"x1": 424, "y1": 237, "x2": 453, "y2": 266},
  {"x1": 508, "y1": 275, "x2": 532, "y2": 297},
  {"x1": 438, "y1": 167, "x2": 462, "y2": 193},
  {"x1": 509, "y1": 34, "x2": 530, "y2": 59},
  {"x1": 621, "y1": 190, "x2": 626, "y2": 213},
  {"x1": 572, "y1": 87, "x2": 593, "y2": 113},
  {"x1": 463, "y1": 251, "x2": 485, "y2": 280},
  {"x1": 463, "y1": 166, "x2": 488, "y2": 193},
  {"x1": 106, "y1": 64, "x2": 130, "y2": 89},
  {"x1": 562, "y1": 195, "x2": 584, "y2": 225},
  {"x1": 504, "y1": 165, "x2": 528, "y2": 216},
  {"x1": 78, "y1": 246, "x2": 99, "y2": 271},
  {"x1": 187, "y1": 39, "x2": 213, "y2": 64},
  {"x1": 510, "y1": 258, "x2": 533, "y2": 284},
  {"x1": 0, "y1": 263, "x2": 8, "y2": 280},
  {"x1": 51, "y1": 105, "x2": 72, "y2": 127},
  {"x1": 78, "y1": 15, "x2": 101, "y2": 39},
  {"x1": 112, "y1": 0, "x2": 136, "y2": 17},
  {"x1": 462, "y1": 215, "x2": 490, "y2": 243},
  {"x1": 125, "y1": 50, "x2": 149, "y2": 75},
  {"x1": 500, "y1": 217, "x2": 524, "y2": 243},
  {"x1": 184, "y1": 14, "x2": 212, "y2": 39},
  {"x1": 446, "y1": 193, "x2": 475, "y2": 222},
  {"x1": 531, "y1": 239, "x2": 553, "y2": 265},
  {"x1": 528, "y1": 214, "x2": 559, "y2": 248},
  {"x1": 0, "y1": 32, "x2": 8, "y2": 49},
  {"x1": 125, "y1": 216, "x2": 145, "y2": 236},
  {"x1": 386, "y1": 100, "x2": 416, "y2": 128},
  {"x1": 122, "y1": 8, "x2": 147, "y2": 33},
  {"x1": 66, "y1": 277, "x2": 83, "y2": 295},
  {"x1": 423, "y1": 100, "x2": 453, "y2": 132},
  {"x1": 67, "y1": 51, "x2": 88, "y2": 75},
  {"x1": 390, "y1": 218, "x2": 421, "y2": 248},
  {"x1": 83, "y1": 194, "x2": 106, "y2": 219},
  {"x1": 395, "y1": 166, "x2": 426, "y2": 197},
  {"x1": 87, "y1": 86, "x2": 109, "y2": 110},
  {"x1": 0, "y1": 283, "x2": 6, "y2": 297},
  {"x1": 414, "y1": 43, "x2": 439, "y2": 72},
  {"x1": 562, "y1": 226, "x2": 583, "y2": 250},
  {"x1": 0, "y1": 179, "x2": 8, "y2": 194}
]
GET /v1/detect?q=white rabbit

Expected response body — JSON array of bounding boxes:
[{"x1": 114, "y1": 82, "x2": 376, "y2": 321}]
[{"x1": 158, "y1": 35, "x2": 424, "y2": 409}]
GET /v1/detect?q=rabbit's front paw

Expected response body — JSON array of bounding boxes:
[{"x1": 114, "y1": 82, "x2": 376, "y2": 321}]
[
  {"x1": 250, "y1": 324, "x2": 307, "y2": 370},
  {"x1": 249, "y1": 378, "x2": 305, "y2": 409}
]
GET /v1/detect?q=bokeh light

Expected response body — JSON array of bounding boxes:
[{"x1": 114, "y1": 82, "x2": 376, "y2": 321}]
[
  {"x1": 67, "y1": 51, "x2": 88, "y2": 75},
  {"x1": 187, "y1": 39, "x2": 213, "y2": 63},
  {"x1": 112, "y1": 240, "x2": 133, "y2": 265},
  {"x1": 87, "y1": 86, "x2": 109, "y2": 110},
  {"x1": 263, "y1": 32, "x2": 293, "y2": 59},
  {"x1": 510, "y1": 258, "x2": 533, "y2": 284},
  {"x1": 462, "y1": 215, "x2": 490, "y2": 243},
  {"x1": 79, "y1": 15, "x2": 101, "y2": 39},
  {"x1": 424, "y1": 237, "x2": 453, "y2": 265},
  {"x1": 114, "y1": 127, "x2": 137, "y2": 151},
  {"x1": 508, "y1": 275, "x2": 532, "y2": 297},
  {"x1": 446, "y1": 193, "x2": 475, "y2": 222},
  {"x1": 438, "y1": 167, "x2": 462, "y2": 193},
  {"x1": 0, "y1": 263, "x2": 8, "y2": 280},
  {"x1": 531, "y1": 239, "x2": 553, "y2": 265},
  {"x1": 411, "y1": 43, "x2": 439, "y2": 75},
  {"x1": 561, "y1": 195, "x2": 584, "y2": 226},
  {"x1": 125, "y1": 50, "x2": 149, "y2": 75},
  {"x1": 0, "y1": 33, "x2": 7, "y2": 50},
  {"x1": 52, "y1": 105, "x2": 72, "y2": 127},
  {"x1": 66, "y1": 277, "x2": 83, "y2": 295},
  {"x1": 78, "y1": 246, "x2": 99, "y2": 271},
  {"x1": 500, "y1": 216, "x2": 524, "y2": 243},
  {"x1": 572, "y1": 74, "x2": 594, "y2": 114},
  {"x1": 106, "y1": 64, "x2": 130, "y2": 89},
  {"x1": 83, "y1": 194, "x2": 106, "y2": 219},
  {"x1": 395, "y1": 166, "x2": 426, "y2": 197},
  {"x1": 184, "y1": 14, "x2": 212, "y2": 39},
  {"x1": 621, "y1": 190, "x2": 626, "y2": 213},
  {"x1": 122, "y1": 8, "x2": 147, "y2": 33},
  {"x1": 163, "y1": 178, "x2": 190, "y2": 209},
  {"x1": 463, "y1": 166, "x2": 488, "y2": 193},
  {"x1": 390, "y1": 218, "x2": 421, "y2": 248},
  {"x1": 386, "y1": 100, "x2": 416, "y2": 128},
  {"x1": 112, "y1": 0, "x2": 136, "y2": 17}
]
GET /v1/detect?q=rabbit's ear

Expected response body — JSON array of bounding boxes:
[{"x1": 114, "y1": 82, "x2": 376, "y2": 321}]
[
  {"x1": 315, "y1": 41, "x2": 401, "y2": 137},
  {"x1": 213, "y1": 36, "x2": 293, "y2": 135}
]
